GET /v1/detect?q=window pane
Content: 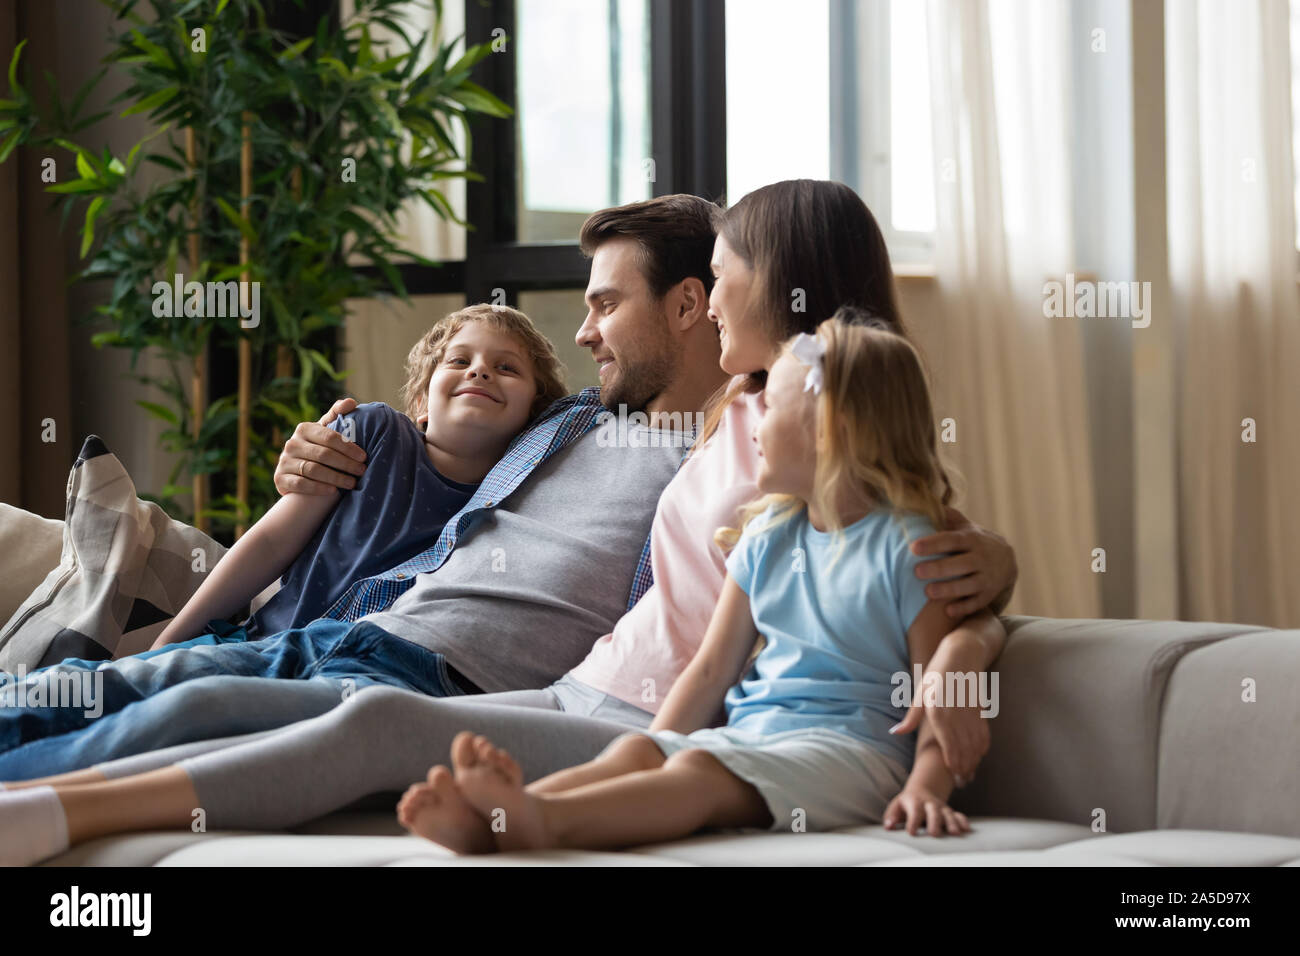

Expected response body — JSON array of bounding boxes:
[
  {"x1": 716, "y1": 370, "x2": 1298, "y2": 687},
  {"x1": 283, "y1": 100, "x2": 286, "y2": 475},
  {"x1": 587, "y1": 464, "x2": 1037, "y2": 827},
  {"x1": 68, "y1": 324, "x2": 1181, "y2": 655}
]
[
  {"x1": 517, "y1": 290, "x2": 599, "y2": 390},
  {"x1": 724, "y1": 0, "x2": 934, "y2": 262},
  {"x1": 725, "y1": 0, "x2": 831, "y2": 203},
  {"x1": 516, "y1": 0, "x2": 652, "y2": 241},
  {"x1": 890, "y1": 0, "x2": 935, "y2": 233}
]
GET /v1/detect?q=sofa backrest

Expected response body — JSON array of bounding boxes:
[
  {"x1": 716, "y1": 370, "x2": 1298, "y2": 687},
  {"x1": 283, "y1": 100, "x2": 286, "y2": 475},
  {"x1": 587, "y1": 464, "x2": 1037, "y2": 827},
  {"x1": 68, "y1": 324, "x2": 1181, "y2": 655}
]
[
  {"x1": 950, "y1": 615, "x2": 1275, "y2": 835},
  {"x1": 1155, "y1": 628, "x2": 1300, "y2": 837}
]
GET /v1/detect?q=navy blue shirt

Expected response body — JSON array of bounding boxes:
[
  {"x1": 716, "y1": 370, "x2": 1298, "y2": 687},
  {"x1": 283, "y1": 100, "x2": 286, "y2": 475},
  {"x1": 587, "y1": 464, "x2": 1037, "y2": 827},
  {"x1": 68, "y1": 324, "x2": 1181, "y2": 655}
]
[{"x1": 243, "y1": 402, "x2": 478, "y2": 638}]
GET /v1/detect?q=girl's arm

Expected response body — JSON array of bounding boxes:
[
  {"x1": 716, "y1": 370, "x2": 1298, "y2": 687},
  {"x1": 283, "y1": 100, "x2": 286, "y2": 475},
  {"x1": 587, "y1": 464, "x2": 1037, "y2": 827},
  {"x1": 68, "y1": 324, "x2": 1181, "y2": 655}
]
[
  {"x1": 150, "y1": 491, "x2": 340, "y2": 649},
  {"x1": 880, "y1": 599, "x2": 990, "y2": 834},
  {"x1": 890, "y1": 609, "x2": 1003, "y2": 781},
  {"x1": 883, "y1": 714, "x2": 969, "y2": 836},
  {"x1": 649, "y1": 575, "x2": 760, "y2": 734}
]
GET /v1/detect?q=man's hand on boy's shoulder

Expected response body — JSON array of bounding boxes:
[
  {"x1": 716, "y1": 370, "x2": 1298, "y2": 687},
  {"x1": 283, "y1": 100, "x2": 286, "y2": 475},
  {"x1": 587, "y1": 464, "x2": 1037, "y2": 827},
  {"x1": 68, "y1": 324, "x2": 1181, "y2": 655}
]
[
  {"x1": 274, "y1": 397, "x2": 369, "y2": 497},
  {"x1": 909, "y1": 506, "x2": 1018, "y2": 618}
]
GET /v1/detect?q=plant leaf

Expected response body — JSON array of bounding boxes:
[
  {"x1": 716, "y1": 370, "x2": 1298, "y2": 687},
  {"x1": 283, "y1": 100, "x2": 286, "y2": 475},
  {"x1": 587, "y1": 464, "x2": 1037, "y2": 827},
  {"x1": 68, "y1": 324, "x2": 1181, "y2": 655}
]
[
  {"x1": 81, "y1": 195, "x2": 106, "y2": 257},
  {"x1": 214, "y1": 196, "x2": 258, "y2": 245},
  {"x1": 136, "y1": 399, "x2": 179, "y2": 425},
  {"x1": 121, "y1": 86, "x2": 178, "y2": 118},
  {"x1": 0, "y1": 131, "x2": 19, "y2": 164},
  {"x1": 278, "y1": 37, "x2": 314, "y2": 61},
  {"x1": 7, "y1": 39, "x2": 27, "y2": 97}
]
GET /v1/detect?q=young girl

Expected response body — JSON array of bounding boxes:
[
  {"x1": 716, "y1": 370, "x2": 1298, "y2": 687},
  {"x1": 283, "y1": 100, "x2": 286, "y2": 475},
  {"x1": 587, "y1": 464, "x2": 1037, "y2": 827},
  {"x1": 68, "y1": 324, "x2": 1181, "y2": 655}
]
[
  {"x1": 148, "y1": 303, "x2": 567, "y2": 651},
  {"x1": 396, "y1": 314, "x2": 976, "y2": 852}
]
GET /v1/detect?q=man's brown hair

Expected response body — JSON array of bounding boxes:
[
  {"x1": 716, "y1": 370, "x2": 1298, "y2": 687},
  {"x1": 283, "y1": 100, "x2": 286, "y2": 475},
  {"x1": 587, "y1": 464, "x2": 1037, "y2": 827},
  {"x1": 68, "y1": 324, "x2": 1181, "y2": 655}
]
[{"x1": 578, "y1": 193, "x2": 721, "y2": 298}]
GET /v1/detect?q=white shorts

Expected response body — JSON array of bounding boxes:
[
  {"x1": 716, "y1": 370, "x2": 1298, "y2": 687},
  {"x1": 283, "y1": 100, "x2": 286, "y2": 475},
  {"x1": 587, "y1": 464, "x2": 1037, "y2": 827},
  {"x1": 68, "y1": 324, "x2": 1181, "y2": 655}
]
[{"x1": 610, "y1": 726, "x2": 911, "y2": 833}]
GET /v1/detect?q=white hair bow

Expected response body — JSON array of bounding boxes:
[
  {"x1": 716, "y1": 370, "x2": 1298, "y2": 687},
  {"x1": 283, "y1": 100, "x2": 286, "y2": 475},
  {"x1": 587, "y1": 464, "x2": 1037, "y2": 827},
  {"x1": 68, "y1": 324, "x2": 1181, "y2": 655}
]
[{"x1": 790, "y1": 333, "x2": 826, "y2": 395}]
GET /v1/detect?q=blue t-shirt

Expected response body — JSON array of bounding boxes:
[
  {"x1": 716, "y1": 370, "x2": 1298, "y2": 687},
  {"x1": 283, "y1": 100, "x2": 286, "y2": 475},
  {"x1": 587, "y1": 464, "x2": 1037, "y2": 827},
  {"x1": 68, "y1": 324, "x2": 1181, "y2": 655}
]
[
  {"x1": 723, "y1": 505, "x2": 943, "y2": 769},
  {"x1": 243, "y1": 402, "x2": 478, "y2": 638}
]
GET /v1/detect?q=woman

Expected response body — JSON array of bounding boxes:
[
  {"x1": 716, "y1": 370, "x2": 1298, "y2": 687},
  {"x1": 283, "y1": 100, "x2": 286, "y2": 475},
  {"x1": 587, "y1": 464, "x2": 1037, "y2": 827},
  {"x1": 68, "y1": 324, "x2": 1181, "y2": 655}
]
[{"x1": 0, "y1": 182, "x2": 1016, "y2": 863}]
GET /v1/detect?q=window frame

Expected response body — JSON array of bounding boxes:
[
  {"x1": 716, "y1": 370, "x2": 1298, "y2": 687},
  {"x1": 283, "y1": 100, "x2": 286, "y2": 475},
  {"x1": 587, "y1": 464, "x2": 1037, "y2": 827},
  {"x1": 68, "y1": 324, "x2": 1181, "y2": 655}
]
[
  {"x1": 829, "y1": 0, "x2": 935, "y2": 268},
  {"x1": 361, "y1": 0, "x2": 726, "y2": 302}
]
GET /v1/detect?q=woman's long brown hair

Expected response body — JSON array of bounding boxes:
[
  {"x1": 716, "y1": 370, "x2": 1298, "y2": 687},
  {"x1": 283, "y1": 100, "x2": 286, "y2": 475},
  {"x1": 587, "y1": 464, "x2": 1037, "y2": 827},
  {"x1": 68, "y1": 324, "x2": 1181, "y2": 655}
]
[{"x1": 696, "y1": 180, "x2": 905, "y2": 449}]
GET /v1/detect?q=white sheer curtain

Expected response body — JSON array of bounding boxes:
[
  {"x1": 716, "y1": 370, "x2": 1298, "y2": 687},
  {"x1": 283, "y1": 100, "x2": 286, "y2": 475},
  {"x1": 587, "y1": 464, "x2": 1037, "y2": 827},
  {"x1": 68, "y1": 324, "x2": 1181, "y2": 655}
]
[
  {"x1": 1166, "y1": 0, "x2": 1300, "y2": 626},
  {"x1": 922, "y1": 0, "x2": 1101, "y2": 617}
]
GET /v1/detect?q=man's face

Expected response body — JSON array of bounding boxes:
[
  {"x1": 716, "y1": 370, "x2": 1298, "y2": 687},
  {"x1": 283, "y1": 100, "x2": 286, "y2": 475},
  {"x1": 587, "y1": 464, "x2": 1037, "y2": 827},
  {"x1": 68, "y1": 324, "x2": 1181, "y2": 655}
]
[{"x1": 575, "y1": 238, "x2": 677, "y2": 412}]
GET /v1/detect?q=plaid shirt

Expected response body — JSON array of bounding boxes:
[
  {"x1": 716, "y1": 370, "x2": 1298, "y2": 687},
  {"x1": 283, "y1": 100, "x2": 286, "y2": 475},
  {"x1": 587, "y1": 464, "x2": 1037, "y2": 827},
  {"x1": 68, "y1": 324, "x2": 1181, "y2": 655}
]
[
  {"x1": 627, "y1": 533, "x2": 655, "y2": 611},
  {"x1": 625, "y1": 423, "x2": 697, "y2": 611},
  {"x1": 321, "y1": 388, "x2": 607, "y2": 623}
]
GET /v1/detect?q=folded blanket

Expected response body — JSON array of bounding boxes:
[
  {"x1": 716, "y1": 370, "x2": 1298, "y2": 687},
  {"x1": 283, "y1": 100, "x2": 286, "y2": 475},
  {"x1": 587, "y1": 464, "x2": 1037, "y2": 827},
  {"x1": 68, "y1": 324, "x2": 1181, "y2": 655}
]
[{"x1": 0, "y1": 436, "x2": 227, "y2": 671}]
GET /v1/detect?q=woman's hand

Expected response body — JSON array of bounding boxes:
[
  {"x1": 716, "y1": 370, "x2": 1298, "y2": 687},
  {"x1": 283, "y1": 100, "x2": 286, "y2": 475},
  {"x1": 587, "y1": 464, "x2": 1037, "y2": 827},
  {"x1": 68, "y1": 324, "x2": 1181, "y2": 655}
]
[
  {"x1": 882, "y1": 782, "x2": 971, "y2": 837},
  {"x1": 910, "y1": 506, "x2": 1018, "y2": 618},
  {"x1": 273, "y1": 397, "x2": 368, "y2": 496}
]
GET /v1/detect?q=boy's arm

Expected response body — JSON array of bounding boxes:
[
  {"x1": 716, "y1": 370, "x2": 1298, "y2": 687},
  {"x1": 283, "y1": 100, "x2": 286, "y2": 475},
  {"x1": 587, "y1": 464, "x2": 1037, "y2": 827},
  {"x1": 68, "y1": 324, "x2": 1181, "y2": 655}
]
[
  {"x1": 650, "y1": 575, "x2": 760, "y2": 734},
  {"x1": 150, "y1": 491, "x2": 339, "y2": 649}
]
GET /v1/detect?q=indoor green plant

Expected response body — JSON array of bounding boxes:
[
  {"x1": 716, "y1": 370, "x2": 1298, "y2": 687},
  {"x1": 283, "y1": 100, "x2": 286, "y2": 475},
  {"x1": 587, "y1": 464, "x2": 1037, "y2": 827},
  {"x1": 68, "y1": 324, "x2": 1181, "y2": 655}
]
[{"x1": 0, "y1": 0, "x2": 508, "y2": 538}]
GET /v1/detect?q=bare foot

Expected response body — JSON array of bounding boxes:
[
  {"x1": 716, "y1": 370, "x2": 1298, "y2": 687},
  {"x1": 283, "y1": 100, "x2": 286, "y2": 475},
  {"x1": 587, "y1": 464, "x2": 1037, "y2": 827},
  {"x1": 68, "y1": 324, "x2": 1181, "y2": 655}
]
[
  {"x1": 396, "y1": 765, "x2": 494, "y2": 854},
  {"x1": 450, "y1": 732, "x2": 553, "y2": 852}
]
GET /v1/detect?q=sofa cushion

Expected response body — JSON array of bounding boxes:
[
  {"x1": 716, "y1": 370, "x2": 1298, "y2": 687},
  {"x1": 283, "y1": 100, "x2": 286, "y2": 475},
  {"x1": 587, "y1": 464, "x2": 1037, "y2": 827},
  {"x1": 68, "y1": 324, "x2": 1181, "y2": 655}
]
[
  {"x1": 1037, "y1": 829, "x2": 1300, "y2": 866},
  {"x1": 0, "y1": 503, "x2": 63, "y2": 623},
  {"x1": 951, "y1": 616, "x2": 1267, "y2": 833},
  {"x1": 0, "y1": 436, "x2": 227, "y2": 670},
  {"x1": 1157, "y1": 630, "x2": 1300, "y2": 838},
  {"x1": 44, "y1": 818, "x2": 1300, "y2": 866},
  {"x1": 841, "y1": 816, "x2": 1096, "y2": 855}
]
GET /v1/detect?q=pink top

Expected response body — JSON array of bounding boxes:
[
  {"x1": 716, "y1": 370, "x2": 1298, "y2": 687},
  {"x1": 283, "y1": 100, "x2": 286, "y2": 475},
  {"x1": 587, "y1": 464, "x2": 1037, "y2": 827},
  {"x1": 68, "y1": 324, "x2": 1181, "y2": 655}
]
[{"x1": 569, "y1": 384, "x2": 765, "y2": 712}]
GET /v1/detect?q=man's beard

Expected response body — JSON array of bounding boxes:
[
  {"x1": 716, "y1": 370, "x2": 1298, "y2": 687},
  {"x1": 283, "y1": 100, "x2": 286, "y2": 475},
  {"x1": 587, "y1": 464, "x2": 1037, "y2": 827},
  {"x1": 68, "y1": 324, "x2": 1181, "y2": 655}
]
[
  {"x1": 600, "y1": 305, "x2": 678, "y2": 413},
  {"x1": 601, "y1": 350, "x2": 675, "y2": 413}
]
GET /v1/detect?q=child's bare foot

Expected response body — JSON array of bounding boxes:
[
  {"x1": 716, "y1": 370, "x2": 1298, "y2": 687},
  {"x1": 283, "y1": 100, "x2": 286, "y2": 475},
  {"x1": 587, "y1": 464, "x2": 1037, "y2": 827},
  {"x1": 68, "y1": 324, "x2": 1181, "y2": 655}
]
[
  {"x1": 450, "y1": 731, "x2": 553, "y2": 852},
  {"x1": 396, "y1": 765, "x2": 495, "y2": 854}
]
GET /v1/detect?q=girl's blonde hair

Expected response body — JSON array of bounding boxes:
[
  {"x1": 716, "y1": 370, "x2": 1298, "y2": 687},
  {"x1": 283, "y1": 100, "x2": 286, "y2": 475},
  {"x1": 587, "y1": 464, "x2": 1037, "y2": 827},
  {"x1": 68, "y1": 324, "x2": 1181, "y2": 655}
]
[
  {"x1": 398, "y1": 303, "x2": 569, "y2": 425},
  {"x1": 716, "y1": 309, "x2": 960, "y2": 555}
]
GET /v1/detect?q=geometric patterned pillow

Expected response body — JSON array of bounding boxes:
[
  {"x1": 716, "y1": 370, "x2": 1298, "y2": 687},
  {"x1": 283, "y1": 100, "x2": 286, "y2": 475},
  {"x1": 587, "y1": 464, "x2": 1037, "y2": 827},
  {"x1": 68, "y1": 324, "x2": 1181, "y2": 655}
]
[{"x1": 0, "y1": 435, "x2": 227, "y2": 671}]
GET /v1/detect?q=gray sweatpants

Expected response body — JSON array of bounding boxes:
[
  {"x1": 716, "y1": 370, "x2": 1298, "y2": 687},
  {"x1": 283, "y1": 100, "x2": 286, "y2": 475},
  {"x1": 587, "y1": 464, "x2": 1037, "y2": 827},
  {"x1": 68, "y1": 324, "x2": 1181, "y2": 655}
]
[{"x1": 91, "y1": 677, "x2": 651, "y2": 830}]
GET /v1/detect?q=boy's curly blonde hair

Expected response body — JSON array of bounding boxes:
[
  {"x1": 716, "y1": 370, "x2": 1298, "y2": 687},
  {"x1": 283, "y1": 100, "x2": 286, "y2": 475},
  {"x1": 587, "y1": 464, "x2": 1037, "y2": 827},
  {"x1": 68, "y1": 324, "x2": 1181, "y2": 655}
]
[{"x1": 398, "y1": 304, "x2": 569, "y2": 425}]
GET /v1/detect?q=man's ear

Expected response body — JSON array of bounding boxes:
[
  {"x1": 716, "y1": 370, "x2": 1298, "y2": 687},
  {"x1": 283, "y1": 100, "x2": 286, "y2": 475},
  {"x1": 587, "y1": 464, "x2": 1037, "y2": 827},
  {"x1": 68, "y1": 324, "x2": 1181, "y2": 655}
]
[{"x1": 670, "y1": 277, "x2": 710, "y2": 332}]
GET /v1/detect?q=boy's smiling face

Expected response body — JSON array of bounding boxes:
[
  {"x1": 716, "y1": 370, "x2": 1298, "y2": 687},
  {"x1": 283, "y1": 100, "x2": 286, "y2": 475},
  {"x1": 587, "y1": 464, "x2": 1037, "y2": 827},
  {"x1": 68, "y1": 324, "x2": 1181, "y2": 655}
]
[{"x1": 421, "y1": 320, "x2": 539, "y2": 446}]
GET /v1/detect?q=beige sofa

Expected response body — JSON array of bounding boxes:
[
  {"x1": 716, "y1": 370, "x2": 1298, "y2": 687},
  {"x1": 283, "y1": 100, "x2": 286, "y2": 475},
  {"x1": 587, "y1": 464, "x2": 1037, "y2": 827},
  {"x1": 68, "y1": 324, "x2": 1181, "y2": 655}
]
[{"x1": 4, "y1": 505, "x2": 1297, "y2": 866}]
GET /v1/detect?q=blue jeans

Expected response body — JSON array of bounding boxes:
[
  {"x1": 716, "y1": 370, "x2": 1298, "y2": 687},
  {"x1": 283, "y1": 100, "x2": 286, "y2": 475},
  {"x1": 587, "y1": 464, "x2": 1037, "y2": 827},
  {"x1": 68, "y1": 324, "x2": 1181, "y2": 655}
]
[
  {"x1": 0, "y1": 619, "x2": 247, "y2": 688},
  {"x1": 0, "y1": 619, "x2": 468, "y2": 780}
]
